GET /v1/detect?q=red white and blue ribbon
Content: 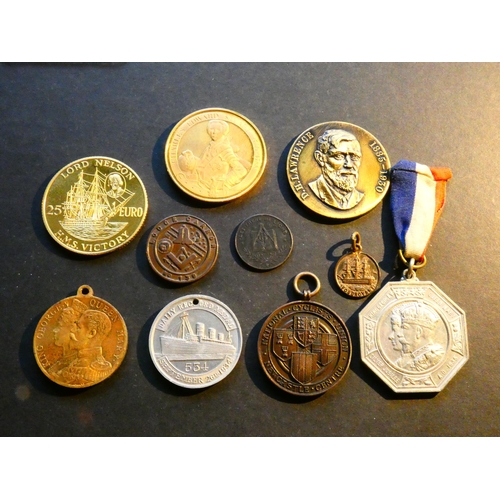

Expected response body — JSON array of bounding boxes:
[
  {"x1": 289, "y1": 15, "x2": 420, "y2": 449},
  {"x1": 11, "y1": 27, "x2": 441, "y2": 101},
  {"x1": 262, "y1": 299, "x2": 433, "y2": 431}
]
[{"x1": 390, "y1": 160, "x2": 452, "y2": 261}]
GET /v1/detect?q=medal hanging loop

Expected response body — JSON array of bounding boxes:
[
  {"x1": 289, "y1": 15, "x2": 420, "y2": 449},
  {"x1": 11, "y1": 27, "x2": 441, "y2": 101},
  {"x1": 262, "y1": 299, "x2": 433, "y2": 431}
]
[
  {"x1": 293, "y1": 272, "x2": 321, "y2": 301},
  {"x1": 351, "y1": 232, "x2": 362, "y2": 253},
  {"x1": 398, "y1": 249, "x2": 427, "y2": 281}
]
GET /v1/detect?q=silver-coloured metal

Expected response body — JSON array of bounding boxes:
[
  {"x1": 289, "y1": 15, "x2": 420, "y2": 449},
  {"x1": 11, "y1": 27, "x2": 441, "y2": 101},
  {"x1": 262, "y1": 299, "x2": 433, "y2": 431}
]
[
  {"x1": 149, "y1": 295, "x2": 242, "y2": 389},
  {"x1": 359, "y1": 279, "x2": 468, "y2": 393}
]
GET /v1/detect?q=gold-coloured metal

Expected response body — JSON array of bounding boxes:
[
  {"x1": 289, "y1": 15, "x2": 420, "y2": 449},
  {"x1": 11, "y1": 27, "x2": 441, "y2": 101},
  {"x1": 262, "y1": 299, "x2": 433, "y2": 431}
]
[
  {"x1": 286, "y1": 121, "x2": 391, "y2": 219},
  {"x1": 293, "y1": 271, "x2": 321, "y2": 299},
  {"x1": 335, "y1": 232, "x2": 380, "y2": 298},
  {"x1": 33, "y1": 285, "x2": 128, "y2": 388},
  {"x1": 42, "y1": 156, "x2": 148, "y2": 255},
  {"x1": 165, "y1": 108, "x2": 267, "y2": 202}
]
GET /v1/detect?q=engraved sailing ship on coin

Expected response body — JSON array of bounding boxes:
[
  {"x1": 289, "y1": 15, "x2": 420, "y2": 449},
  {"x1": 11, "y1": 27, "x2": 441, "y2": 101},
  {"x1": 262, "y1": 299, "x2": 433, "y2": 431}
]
[
  {"x1": 42, "y1": 156, "x2": 148, "y2": 255},
  {"x1": 159, "y1": 311, "x2": 235, "y2": 361},
  {"x1": 61, "y1": 169, "x2": 134, "y2": 241}
]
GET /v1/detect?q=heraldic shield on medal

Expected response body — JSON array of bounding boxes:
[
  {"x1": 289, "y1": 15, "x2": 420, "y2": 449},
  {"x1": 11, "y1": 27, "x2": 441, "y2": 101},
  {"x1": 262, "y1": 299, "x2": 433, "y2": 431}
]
[{"x1": 272, "y1": 315, "x2": 339, "y2": 384}]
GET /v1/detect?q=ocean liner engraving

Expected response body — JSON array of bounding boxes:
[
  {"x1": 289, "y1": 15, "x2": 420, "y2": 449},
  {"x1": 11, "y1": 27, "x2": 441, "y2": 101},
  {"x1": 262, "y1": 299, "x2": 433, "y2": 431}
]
[
  {"x1": 60, "y1": 169, "x2": 134, "y2": 241},
  {"x1": 160, "y1": 312, "x2": 236, "y2": 361}
]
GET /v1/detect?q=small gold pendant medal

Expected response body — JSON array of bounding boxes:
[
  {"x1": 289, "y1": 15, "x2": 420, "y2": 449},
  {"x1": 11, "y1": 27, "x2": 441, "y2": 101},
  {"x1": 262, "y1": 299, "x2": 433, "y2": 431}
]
[
  {"x1": 359, "y1": 161, "x2": 468, "y2": 393},
  {"x1": 258, "y1": 272, "x2": 352, "y2": 396},
  {"x1": 335, "y1": 232, "x2": 380, "y2": 298}
]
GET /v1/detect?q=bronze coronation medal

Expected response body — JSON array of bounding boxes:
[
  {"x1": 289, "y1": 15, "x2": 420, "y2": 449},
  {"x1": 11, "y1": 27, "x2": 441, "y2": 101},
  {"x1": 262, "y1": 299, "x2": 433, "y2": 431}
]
[
  {"x1": 33, "y1": 285, "x2": 128, "y2": 388},
  {"x1": 258, "y1": 272, "x2": 352, "y2": 396},
  {"x1": 335, "y1": 232, "x2": 380, "y2": 298},
  {"x1": 286, "y1": 121, "x2": 390, "y2": 219},
  {"x1": 42, "y1": 156, "x2": 148, "y2": 255},
  {"x1": 235, "y1": 214, "x2": 293, "y2": 271},
  {"x1": 147, "y1": 214, "x2": 218, "y2": 283},
  {"x1": 165, "y1": 108, "x2": 267, "y2": 202},
  {"x1": 359, "y1": 161, "x2": 468, "y2": 393}
]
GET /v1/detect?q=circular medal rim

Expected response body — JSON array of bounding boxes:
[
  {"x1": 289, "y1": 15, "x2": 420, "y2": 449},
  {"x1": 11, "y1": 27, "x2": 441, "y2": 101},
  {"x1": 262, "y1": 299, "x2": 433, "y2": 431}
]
[
  {"x1": 234, "y1": 213, "x2": 293, "y2": 271},
  {"x1": 334, "y1": 250, "x2": 381, "y2": 298},
  {"x1": 257, "y1": 299, "x2": 352, "y2": 396},
  {"x1": 41, "y1": 155, "x2": 149, "y2": 256},
  {"x1": 33, "y1": 289, "x2": 129, "y2": 389},
  {"x1": 146, "y1": 214, "x2": 219, "y2": 283},
  {"x1": 286, "y1": 121, "x2": 391, "y2": 219},
  {"x1": 149, "y1": 294, "x2": 243, "y2": 389},
  {"x1": 164, "y1": 107, "x2": 267, "y2": 203}
]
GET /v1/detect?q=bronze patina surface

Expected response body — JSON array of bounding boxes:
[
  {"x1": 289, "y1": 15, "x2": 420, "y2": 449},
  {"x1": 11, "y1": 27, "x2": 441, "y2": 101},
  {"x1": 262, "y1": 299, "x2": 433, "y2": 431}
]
[
  {"x1": 147, "y1": 214, "x2": 218, "y2": 283},
  {"x1": 258, "y1": 272, "x2": 352, "y2": 396},
  {"x1": 33, "y1": 285, "x2": 128, "y2": 388},
  {"x1": 235, "y1": 214, "x2": 293, "y2": 271},
  {"x1": 287, "y1": 122, "x2": 390, "y2": 219}
]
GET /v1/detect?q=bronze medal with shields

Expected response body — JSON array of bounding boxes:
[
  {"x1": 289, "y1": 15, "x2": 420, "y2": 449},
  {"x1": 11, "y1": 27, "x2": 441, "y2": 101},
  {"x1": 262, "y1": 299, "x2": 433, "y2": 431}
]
[{"x1": 258, "y1": 272, "x2": 352, "y2": 396}]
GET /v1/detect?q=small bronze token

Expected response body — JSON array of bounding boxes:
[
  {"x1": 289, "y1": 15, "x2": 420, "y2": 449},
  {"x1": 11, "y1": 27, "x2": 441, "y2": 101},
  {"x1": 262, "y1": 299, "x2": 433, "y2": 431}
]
[
  {"x1": 235, "y1": 214, "x2": 293, "y2": 271},
  {"x1": 286, "y1": 121, "x2": 390, "y2": 219},
  {"x1": 258, "y1": 272, "x2": 352, "y2": 396},
  {"x1": 165, "y1": 108, "x2": 267, "y2": 202},
  {"x1": 42, "y1": 156, "x2": 148, "y2": 255},
  {"x1": 33, "y1": 285, "x2": 128, "y2": 388},
  {"x1": 335, "y1": 232, "x2": 380, "y2": 298},
  {"x1": 147, "y1": 214, "x2": 218, "y2": 283}
]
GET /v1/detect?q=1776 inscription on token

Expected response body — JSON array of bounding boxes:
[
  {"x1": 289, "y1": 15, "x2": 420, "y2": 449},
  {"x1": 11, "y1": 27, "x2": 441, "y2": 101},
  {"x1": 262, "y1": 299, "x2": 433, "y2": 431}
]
[
  {"x1": 149, "y1": 295, "x2": 242, "y2": 389},
  {"x1": 258, "y1": 300, "x2": 352, "y2": 396},
  {"x1": 287, "y1": 122, "x2": 390, "y2": 219},
  {"x1": 146, "y1": 214, "x2": 218, "y2": 283},
  {"x1": 359, "y1": 280, "x2": 468, "y2": 393},
  {"x1": 235, "y1": 214, "x2": 293, "y2": 271},
  {"x1": 33, "y1": 285, "x2": 128, "y2": 388},
  {"x1": 42, "y1": 156, "x2": 148, "y2": 255},
  {"x1": 165, "y1": 108, "x2": 267, "y2": 202}
]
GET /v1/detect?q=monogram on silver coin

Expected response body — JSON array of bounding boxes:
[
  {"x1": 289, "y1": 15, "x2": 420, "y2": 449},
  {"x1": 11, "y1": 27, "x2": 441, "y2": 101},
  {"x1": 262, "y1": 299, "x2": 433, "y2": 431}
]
[
  {"x1": 149, "y1": 295, "x2": 242, "y2": 388},
  {"x1": 359, "y1": 279, "x2": 468, "y2": 393}
]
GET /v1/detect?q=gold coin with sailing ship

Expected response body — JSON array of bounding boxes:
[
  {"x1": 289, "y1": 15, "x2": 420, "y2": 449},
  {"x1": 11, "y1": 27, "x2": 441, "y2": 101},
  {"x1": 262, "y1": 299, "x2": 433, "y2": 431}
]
[{"x1": 42, "y1": 156, "x2": 148, "y2": 255}]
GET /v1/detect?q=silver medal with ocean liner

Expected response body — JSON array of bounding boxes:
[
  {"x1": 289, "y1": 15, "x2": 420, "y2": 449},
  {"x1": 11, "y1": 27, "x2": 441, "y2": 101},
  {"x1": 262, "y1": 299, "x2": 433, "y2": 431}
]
[{"x1": 149, "y1": 295, "x2": 242, "y2": 388}]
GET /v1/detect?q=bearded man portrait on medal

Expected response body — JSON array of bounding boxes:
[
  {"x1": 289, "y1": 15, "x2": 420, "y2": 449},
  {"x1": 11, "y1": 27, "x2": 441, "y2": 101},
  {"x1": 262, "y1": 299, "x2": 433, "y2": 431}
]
[{"x1": 309, "y1": 129, "x2": 364, "y2": 210}]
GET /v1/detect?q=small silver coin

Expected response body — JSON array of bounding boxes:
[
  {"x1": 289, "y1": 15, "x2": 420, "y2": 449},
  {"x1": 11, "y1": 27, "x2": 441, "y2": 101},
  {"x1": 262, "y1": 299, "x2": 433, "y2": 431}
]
[
  {"x1": 149, "y1": 295, "x2": 242, "y2": 389},
  {"x1": 235, "y1": 214, "x2": 293, "y2": 271}
]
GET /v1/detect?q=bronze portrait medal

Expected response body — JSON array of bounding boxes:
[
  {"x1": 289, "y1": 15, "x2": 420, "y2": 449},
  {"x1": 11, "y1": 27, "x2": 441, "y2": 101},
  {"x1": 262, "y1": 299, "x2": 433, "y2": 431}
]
[
  {"x1": 286, "y1": 122, "x2": 390, "y2": 219},
  {"x1": 42, "y1": 156, "x2": 148, "y2": 255},
  {"x1": 359, "y1": 161, "x2": 469, "y2": 393},
  {"x1": 147, "y1": 214, "x2": 218, "y2": 283},
  {"x1": 165, "y1": 108, "x2": 267, "y2": 202},
  {"x1": 33, "y1": 285, "x2": 128, "y2": 388},
  {"x1": 258, "y1": 272, "x2": 352, "y2": 396},
  {"x1": 335, "y1": 232, "x2": 380, "y2": 298}
]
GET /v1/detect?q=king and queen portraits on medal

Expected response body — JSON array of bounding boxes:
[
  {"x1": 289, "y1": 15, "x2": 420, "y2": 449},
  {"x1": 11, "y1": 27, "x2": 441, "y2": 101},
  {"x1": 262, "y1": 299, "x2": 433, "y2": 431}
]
[{"x1": 359, "y1": 161, "x2": 468, "y2": 393}]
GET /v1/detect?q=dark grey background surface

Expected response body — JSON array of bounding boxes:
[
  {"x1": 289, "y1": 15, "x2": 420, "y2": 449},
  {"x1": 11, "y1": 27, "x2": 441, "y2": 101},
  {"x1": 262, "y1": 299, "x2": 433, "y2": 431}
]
[{"x1": 0, "y1": 62, "x2": 497, "y2": 436}]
